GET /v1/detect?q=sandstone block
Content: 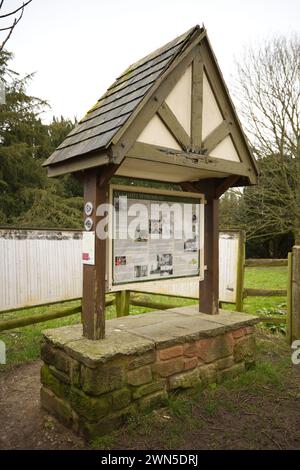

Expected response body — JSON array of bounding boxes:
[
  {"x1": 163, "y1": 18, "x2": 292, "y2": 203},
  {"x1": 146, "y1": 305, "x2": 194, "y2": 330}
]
[
  {"x1": 197, "y1": 334, "x2": 233, "y2": 363},
  {"x1": 183, "y1": 342, "x2": 199, "y2": 358},
  {"x1": 152, "y1": 357, "x2": 184, "y2": 378},
  {"x1": 112, "y1": 388, "x2": 131, "y2": 410},
  {"x1": 41, "y1": 341, "x2": 56, "y2": 365},
  {"x1": 169, "y1": 369, "x2": 200, "y2": 390},
  {"x1": 132, "y1": 380, "x2": 165, "y2": 400},
  {"x1": 127, "y1": 351, "x2": 156, "y2": 370},
  {"x1": 41, "y1": 386, "x2": 72, "y2": 428},
  {"x1": 81, "y1": 364, "x2": 125, "y2": 395},
  {"x1": 80, "y1": 405, "x2": 137, "y2": 440},
  {"x1": 215, "y1": 356, "x2": 234, "y2": 370},
  {"x1": 183, "y1": 357, "x2": 198, "y2": 370},
  {"x1": 70, "y1": 387, "x2": 111, "y2": 421},
  {"x1": 54, "y1": 349, "x2": 71, "y2": 373},
  {"x1": 159, "y1": 345, "x2": 183, "y2": 361},
  {"x1": 69, "y1": 359, "x2": 81, "y2": 387},
  {"x1": 245, "y1": 326, "x2": 255, "y2": 335},
  {"x1": 40, "y1": 364, "x2": 70, "y2": 399},
  {"x1": 232, "y1": 328, "x2": 247, "y2": 339},
  {"x1": 198, "y1": 363, "x2": 217, "y2": 384},
  {"x1": 127, "y1": 366, "x2": 152, "y2": 386},
  {"x1": 50, "y1": 365, "x2": 70, "y2": 384}
]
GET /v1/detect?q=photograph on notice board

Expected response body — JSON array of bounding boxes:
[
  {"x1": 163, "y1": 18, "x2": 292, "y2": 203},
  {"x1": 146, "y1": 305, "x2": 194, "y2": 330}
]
[
  {"x1": 134, "y1": 229, "x2": 149, "y2": 242},
  {"x1": 115, "y1": 256, "x2": 126, "y2": 266},
  {"x1": 134, "y1": 265, "x2": 148, "y2": 278}
]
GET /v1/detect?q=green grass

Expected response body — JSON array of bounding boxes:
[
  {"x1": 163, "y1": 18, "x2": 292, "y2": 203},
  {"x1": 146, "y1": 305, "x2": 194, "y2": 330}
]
[
  {"x1": 245, "y1": 266, "x2": 287, "y2": 290},
  {"x1": 0, "y1": 266, "x2": 288, "y2": 370},
  {"x1": 222, "y1": 266, "x2": 288, "y2": 316}
]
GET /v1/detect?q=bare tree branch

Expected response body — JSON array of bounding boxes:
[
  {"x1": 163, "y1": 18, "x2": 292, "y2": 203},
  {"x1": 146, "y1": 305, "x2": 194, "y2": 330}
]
[
  {"x1": 0, "y1": 0, "x2": 32, "y2": 18},
  {"x1": 0, "y1": 0, "x2": 32, "y2": 52},
  {"x1": 232, "y1": 35, "x2": 300, "y2": 243}
]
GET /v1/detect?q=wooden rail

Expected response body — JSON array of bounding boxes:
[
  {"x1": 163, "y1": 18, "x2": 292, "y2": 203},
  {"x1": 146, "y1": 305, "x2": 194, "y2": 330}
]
[
  {"x1": 0, "y1": 297, "x2": 115, "y2": 333},
  {"x1": 245, "y1": 259, "x2": 288, "y2": 267},
  {"x1": 130, "y1": 295, "x2": 177, "y2": 311},
  {"x1": 243, "y1": 258, "x2": 288, "y2": 299},
  {"x1": 244, "y1": 288, "x2": 287, "y2": 298}
]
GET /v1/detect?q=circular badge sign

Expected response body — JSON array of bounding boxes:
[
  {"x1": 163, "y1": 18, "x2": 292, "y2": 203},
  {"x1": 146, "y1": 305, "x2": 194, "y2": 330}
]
[
  {"x1": 84, "y1": 217, "x2": 93, "y2": 231},
  {"x1": 84, "y1": 201, "x2": 93, "y2": 216}
]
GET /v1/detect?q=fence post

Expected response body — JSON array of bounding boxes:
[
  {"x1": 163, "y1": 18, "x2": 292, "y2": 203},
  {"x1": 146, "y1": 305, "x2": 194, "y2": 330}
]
[
  {"x1": 291, "y1": 246, "x2": 300, "y2": 341},
  {"x1": 116, "y1": 291, "x2": 130, "y2": 317},
  {"x1": 286, "y1": 252, "x2": 293, "y2": 344},
  {"x1": 235, "y1": 231, "x2": 245, "y2": 312}
]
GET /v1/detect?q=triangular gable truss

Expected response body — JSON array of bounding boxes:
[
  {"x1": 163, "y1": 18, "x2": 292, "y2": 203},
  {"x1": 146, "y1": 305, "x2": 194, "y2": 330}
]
[
  {"x1": 111, "y1": 34, "x2": 258, "y2": 185},
  {"x1": 43, "y1": 26, "x2": 258, "y2": 186}
]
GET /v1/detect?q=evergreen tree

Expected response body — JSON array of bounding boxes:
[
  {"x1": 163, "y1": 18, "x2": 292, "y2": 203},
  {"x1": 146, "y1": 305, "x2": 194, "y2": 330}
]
[{"x1": 0, "y1": 50, "x2": 83, "y2": 228}]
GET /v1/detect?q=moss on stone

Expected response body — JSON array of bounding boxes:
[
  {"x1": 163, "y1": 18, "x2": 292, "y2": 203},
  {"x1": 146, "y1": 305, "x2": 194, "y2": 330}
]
[
  {"x1": 132, "y1": 380, "x2": 165, "y2": 400},
  {"x1": 40, "y1": 364, "x2": 70, "y2": 399},
  {"x1": 50, "y1": 365, "x2": 70, "y2": 384},
  {"x1": 81, "y1": 364, "x2": 125, "y2": 395},
  {"x1": 112, "y1": 388, "x2": 131, "y2": 410},
  {"x1": 80, "y1": 404, "x2": 137, "y2": 440},
  {"x1": 41, "y1": 341, "x2": 56, "y2": 365},
  {"x1": 169, "y1": 369, "x2": 200, "y2": 390},
  {"x1": 198, "y1": 363, "x2": 217, "y2": 385},
  {"x1": 70, "y1": 387, "x2": 111, "y2": 421}
]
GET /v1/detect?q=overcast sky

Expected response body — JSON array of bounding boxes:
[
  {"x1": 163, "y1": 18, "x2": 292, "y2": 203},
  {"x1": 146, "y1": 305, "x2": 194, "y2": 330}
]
[{"x1": 2, "y1": 0, "x2": 300, "y2": 122}]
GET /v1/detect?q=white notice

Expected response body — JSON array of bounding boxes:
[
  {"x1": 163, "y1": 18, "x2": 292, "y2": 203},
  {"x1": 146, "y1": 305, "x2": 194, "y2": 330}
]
[{"x1": 82, "y1": 231, "x2": 95, "y2": 265}]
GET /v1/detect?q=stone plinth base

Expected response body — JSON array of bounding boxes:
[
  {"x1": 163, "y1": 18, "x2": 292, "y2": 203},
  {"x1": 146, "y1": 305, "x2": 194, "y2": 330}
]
[{"x1": 40, "y1": 307, "x2": 258, "y2": 440}]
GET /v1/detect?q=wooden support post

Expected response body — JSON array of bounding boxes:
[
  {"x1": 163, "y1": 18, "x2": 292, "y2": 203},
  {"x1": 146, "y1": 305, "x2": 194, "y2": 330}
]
[
  {"x1": 200, "y1": 192, "x2": 219, "y2": 315},
  {"x1": 116, "y1": 291, "x2": 130, "y2": 317},
  {"x1": 291, "y1": 246, "x2": 300, "y2": 341},
  {"x1": 235, "y1": 230, "x2": 245, "y2": 312},
  {"x1": 287, "y1": 252, "x2": 293, "y2": 344},
  {"x1": 82, "y1": 165, "x2": 117, "y2": 340}
]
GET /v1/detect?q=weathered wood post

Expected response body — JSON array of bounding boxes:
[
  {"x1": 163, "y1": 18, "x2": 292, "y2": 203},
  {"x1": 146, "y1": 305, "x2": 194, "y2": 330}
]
[
  {"x1": 82, "y1": 165, "x2": 117, "y2": 340},
  {"x1": 291, "y1": 246, "x2": 300, "y2": 341},
  {"x1": 235, "y1": 230, "x2": 246, "y2": 312},
  {"x1": 200, "y1": 187, "x2": 219, "y2": 315},
  {"x1": 116, "y1": 291, "x2": 130, "y2": 317},
  {"x1": 286, "y1": 251, "x2": 293, "y2": 344}
]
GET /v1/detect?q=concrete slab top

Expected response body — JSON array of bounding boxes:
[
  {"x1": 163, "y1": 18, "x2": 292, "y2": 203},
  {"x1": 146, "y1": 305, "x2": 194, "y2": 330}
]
[{"x1": 43, "y1": 307, "x2": 259, "y2": 366}]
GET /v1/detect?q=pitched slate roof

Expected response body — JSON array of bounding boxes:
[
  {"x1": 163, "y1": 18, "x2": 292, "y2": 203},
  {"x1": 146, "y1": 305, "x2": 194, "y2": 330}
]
[{"x1": 43, "y1": 25, "x2": 203, "y2": 167}]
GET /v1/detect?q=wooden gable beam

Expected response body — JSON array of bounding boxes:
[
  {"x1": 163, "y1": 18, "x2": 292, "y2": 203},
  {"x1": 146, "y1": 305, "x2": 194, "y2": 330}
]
[
  {"x1": 202, "y1": 121, "x2": 231, "y2": 155},
  {"x1": 126, "y1": 142, "x2": 253, "y2": 178},
  {"x1": 191, "y1": 45, "x2": 203, "y2": 152},
  {"x1": 157, "y1": 101, "x2": 189, "y2": 150}
]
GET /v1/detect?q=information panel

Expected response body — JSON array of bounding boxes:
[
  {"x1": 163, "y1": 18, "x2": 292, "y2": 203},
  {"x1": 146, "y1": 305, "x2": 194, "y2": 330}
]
[{"x1": 109, "y1": 185, "x2": 204, "y2": 286}]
